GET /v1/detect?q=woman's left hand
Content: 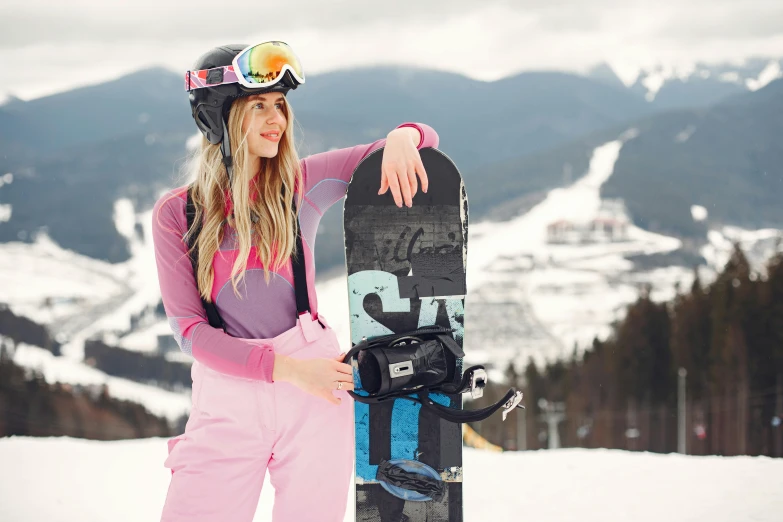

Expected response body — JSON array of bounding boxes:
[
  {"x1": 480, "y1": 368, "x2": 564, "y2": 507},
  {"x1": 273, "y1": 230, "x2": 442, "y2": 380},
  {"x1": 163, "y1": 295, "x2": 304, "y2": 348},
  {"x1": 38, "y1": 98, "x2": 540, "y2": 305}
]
[{"x1": 379, "y1": 128, "x2": 429, "y2": 208}]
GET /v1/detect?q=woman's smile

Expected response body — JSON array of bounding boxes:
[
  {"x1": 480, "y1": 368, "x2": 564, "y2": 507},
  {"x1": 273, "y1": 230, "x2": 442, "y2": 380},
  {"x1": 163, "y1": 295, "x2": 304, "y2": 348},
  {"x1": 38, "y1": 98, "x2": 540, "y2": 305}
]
[{"x1": 260, "y1": 131, "x2": 281, "y2": 143}]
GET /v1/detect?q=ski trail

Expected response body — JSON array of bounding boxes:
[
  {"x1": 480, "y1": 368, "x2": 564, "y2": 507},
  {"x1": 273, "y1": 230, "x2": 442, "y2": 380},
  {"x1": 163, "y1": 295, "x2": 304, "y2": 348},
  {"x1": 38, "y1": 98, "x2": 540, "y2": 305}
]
[{"x1": 464, "y1": 131, "x2": 644, "y2": 371}]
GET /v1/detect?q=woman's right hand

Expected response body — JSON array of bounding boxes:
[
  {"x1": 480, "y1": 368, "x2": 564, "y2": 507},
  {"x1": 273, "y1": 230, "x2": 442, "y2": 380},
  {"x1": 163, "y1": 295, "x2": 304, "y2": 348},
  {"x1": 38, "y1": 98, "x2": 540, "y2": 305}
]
[{"x1": 274, "y1": 353, "x2": 355, "y2": 405}]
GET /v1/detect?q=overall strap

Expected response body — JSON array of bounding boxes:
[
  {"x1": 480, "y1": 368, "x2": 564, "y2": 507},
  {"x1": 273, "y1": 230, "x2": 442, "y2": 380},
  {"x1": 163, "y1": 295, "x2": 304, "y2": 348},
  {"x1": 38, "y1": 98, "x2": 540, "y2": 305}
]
[
  {"x1": 186, "y1": 187, "x2": 225, "y2": 331},
  {"x1": 291, "y1": 211, "x2": 311, "y2": 317},
  {"x1": 185, "y1": 186, "x2": 312, "y2": 332}
]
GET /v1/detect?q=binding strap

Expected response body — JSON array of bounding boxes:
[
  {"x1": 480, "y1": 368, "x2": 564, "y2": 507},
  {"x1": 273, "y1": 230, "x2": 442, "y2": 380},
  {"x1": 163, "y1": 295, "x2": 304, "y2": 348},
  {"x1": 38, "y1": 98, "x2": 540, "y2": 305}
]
[{"x1": 376, "y1": 459, "x2": 446, "y2": 502}]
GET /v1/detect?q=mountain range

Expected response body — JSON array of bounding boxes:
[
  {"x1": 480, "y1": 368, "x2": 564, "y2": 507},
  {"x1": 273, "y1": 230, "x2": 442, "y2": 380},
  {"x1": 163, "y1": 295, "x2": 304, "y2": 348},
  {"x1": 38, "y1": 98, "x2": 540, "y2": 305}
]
[
  {"x1": 0, "y1": 63, "x2": 781, "y2": 271},
  {"x1": 588, "y1": 57, "x2": 783, "y2": 109}
]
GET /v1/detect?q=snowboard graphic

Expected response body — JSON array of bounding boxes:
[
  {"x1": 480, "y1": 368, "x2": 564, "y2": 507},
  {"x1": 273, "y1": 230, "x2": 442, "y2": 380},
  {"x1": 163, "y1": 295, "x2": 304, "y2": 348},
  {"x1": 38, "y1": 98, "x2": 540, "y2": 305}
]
[{"x1": 343, "y1": 147, "x2": 468, "y2": 521}]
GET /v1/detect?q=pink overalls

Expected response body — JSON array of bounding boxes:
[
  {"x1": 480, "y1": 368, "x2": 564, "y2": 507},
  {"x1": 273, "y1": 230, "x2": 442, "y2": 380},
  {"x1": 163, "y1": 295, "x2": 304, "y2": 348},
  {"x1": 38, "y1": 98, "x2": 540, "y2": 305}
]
[
  {"x1": 160, "y1": 314, "x2": 354, "y2": 522},
  {"x1": 150, "y1": 123, "x2": 439, "y2": 521}
]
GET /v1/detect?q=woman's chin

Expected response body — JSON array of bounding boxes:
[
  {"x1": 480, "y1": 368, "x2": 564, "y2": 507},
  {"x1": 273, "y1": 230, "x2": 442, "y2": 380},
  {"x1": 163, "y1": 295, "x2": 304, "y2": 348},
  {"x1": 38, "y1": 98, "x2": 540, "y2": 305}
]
[{"x1": 253, "y1": 148, "x2": 279, "y2": 159}]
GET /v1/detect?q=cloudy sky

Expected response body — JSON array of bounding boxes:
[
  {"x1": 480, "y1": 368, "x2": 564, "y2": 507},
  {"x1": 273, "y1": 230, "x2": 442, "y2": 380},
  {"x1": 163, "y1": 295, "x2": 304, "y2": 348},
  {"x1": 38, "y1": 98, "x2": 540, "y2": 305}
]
[{"x1": 1, "y1": 0, "x2": 782, "y2": 100}]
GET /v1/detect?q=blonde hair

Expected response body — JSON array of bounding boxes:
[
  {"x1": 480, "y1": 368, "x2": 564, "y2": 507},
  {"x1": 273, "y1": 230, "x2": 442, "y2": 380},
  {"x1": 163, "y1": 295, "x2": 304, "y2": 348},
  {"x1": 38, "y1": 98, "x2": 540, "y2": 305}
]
[{"x1": 185, "y1": 95, "x2": 303, "y2": 302}]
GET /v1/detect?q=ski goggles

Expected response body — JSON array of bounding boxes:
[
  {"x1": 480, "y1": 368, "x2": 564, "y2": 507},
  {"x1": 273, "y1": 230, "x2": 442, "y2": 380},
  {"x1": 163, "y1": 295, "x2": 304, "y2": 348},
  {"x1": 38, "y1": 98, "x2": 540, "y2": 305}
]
[{"x1": 185, "y1": 41, "x2": 305, "y2": 91}]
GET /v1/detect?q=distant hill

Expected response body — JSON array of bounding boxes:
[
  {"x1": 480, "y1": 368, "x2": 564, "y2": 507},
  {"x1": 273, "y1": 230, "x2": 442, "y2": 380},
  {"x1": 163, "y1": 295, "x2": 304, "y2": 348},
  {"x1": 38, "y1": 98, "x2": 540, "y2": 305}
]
[
  {"x1": 0, "y1": 67, "x2": 190, "y2": 165},
  {"x1": 604, "y1": 78, "x2": 783, "y2": 236},
  {"x1": 3, "y1": 65, "x2": 779, "y2": 270},
  {"x1": 465, "y1": 78, "x2": 783, "y2": 241},
  {"x1": 0, "y1": 65, "x2": 658, "y2": 263}
]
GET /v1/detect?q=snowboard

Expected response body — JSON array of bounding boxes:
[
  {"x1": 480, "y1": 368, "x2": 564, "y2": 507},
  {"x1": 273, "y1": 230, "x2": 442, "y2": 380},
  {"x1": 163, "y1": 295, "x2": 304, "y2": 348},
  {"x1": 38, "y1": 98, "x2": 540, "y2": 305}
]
[{"x1": 343, "y1": 146, "x2": 468, "y2": 522}]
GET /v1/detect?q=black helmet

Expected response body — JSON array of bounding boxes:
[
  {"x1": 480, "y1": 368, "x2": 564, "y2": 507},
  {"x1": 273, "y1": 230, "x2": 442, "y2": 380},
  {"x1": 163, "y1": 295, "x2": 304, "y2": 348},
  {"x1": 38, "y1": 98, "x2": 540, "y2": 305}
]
[{"x1": 188, "y1": 43, "x2": 300, "y2": 145}]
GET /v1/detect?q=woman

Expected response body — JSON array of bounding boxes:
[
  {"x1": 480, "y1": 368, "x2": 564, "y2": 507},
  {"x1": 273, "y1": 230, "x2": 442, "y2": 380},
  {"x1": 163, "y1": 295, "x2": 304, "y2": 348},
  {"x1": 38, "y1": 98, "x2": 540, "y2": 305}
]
[{"x1": 152, "y1": 42, "x2": 438, "y2": 522}]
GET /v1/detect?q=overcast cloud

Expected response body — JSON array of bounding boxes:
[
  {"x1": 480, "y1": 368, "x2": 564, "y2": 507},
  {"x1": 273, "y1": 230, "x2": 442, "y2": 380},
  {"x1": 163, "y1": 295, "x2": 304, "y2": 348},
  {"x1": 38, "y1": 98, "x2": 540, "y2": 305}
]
[{"x1": 1, "y1": 0, "x2": 782, "y2": 100}]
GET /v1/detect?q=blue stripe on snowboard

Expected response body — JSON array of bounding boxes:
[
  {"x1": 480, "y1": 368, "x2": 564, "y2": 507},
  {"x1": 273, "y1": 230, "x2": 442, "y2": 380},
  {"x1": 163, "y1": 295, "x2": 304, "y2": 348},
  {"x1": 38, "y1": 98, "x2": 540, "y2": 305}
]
[{"x1": 349, "y1": 271, "x2": 461, "y2": 482}]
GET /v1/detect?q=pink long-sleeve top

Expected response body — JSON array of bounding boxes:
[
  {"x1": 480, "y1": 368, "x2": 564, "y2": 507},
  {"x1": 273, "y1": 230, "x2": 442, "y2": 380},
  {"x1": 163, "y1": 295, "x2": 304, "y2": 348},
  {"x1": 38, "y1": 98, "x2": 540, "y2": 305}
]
[{"x1": 152, "y1": 122, "x2": 439, "y2": 383}]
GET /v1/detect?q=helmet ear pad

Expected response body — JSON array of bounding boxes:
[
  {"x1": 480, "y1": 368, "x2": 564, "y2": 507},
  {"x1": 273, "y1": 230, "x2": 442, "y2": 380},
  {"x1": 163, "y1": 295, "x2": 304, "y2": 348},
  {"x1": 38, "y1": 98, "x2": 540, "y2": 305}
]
[{"x1": 191, "y1": 90, "x2": 229, "y2": 145}]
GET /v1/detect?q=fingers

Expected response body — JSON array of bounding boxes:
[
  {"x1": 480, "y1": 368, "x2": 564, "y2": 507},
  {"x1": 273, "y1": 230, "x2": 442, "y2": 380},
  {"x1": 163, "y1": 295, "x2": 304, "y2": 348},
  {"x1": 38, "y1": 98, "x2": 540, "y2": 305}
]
[
  {"x1": 382, "y1": 160, "x2": 426, "y2": 207},
  {"x1": 407, "y1": 166, "x2": 418, "y2": 199},
  {"x1": 332, "y1": 360, "x2": 353, "y2": 376},
  {"x1": 331, "y1": 380, "x2": 355, "y2": 392},
  {"x1": 398, "y1": 175, "x2": 413, "y2": 208},
  {"x1": 416, "y1": 158, "x2": 429, "y2": 193},
  {"x1": 321, "y1": 378, "x2": 356, "y2": 405},
  {"x1": 385, "y1": 168, "x2": 403, "y2": 207},
  {"x1": 323, "y1": 392, "x2": 341, "y2": 406}
]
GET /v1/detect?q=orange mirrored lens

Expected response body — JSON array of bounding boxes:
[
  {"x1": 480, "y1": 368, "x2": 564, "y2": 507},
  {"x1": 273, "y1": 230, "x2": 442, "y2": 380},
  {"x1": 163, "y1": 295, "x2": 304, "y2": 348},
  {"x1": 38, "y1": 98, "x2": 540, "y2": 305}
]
[{"x1": 236, "y1": 41, "x2": 303, "y2": 85}]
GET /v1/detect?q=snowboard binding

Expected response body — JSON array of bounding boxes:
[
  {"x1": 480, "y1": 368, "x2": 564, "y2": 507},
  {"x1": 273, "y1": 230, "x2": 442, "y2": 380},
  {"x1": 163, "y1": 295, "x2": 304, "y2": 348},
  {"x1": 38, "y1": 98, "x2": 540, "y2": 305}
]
[{"x1": 342, "y1": 325, "x2": 525, "y2": 424}]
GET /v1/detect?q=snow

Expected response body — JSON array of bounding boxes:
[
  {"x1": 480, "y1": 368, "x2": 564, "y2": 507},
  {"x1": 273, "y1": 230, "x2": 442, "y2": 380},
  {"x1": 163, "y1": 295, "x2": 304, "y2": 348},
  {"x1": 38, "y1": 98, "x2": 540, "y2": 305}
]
[
  {"x1": 6, "y1": 339, "x2": 191, "y2": 421},
  {"x1": 641, "y1": 71, "x2": 667, "y2": 102},
  {"x1": 60, "y1": 198, "x2": 161, "y2": 358},
  {"x1": 0, "y1": 191, "x2": 189, "y2": 417},
  {"x1": 318, "y1": 128, "x2": 781, "y2": 371},
  {"x1": 609, "y1": 63, "x2": 641, "y2": 88},
  {"x1": 675, "y1": 125, "x2": 696, "y2": 143},
  {"x1": 691, "y1": 205, "x2": 708, "y2": 222},
  {"x1": 719, "y1": 71, "x2": 742, "y2": 84},
  {"x1": 637, "y1": 63, "x2": 697, "y2": 102},
  {"x1": 0, "y1": 436, "x2": 781, "y2": 522},
  {"x1": 0, "y1": 124, "x2": 781, "y2": 429},
  {"x1": 0, "y1": 234, "x2": 129, "y2": 326},
  {"x1": 626, "y1": 59, "x2": 783, "y2": 99},
  {"x1": 317, "y1": 131, "x2": 689, "y2": 369},
  {"x1": 115, "y1": 319, "x2": 172, "y2": 353},
  {"x1": 186, "y1": 132, "x2": 202, "y2": 151},
  {"x1": 468, "y1": 137, "x2": 633, "y2": 289},
  {"x1": 0, "y1": 193, "x2": 161, "y2": 340},
  {"x1": 702, "y1": 226, "x2": 783, "y2": 276},
  {"x1": 0, "y1": 171, "x2": 13, "y2": 222},
  {"x1": 746, "y1": 60, "x2": 783, "y2": 91},
  {"x1": 113, "y1": 198, "x2": 137, "y2": 240}
]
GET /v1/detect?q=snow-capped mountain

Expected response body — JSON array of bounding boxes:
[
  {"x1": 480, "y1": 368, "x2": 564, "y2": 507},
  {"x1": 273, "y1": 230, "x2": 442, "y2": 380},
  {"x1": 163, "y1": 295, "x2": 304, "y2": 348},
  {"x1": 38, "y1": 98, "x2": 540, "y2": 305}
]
[{"x1": 589, "y1": 57, "x2": 783, "y2": 108}]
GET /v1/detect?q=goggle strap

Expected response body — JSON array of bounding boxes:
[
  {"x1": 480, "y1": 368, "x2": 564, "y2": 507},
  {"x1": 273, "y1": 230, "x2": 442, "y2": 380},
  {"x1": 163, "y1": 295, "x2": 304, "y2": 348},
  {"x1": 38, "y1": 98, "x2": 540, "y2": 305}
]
[{"x1": 185, "y1": 65, "x2": 239, "y2": 91}]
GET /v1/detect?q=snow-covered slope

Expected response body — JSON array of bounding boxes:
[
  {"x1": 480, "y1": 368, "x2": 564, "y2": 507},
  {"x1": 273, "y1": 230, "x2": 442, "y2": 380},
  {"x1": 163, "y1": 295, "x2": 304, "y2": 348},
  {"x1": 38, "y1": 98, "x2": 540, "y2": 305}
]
[
  {"x1": 0, "y1": 193, "x2": 166, "y2": 359},
  {"x1": 6, "y1": 338, "x2": 190, "y2": 421},
  {"x1": 5, "y1": 130, "x2": 780, "y2": 396},
  {"x1": 0, "y1": 435, "x2": 780, "y2": 522},
  {"x1": 318, "y1": 130, "x2": 782, "y2": 376}
]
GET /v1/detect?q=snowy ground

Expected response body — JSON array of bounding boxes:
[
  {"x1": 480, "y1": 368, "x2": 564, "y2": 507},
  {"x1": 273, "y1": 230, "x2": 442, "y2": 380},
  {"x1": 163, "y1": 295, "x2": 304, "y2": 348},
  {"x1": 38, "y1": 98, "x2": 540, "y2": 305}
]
[{"x1": 0, "y1": 435, "x2": 780, "y2": 522}]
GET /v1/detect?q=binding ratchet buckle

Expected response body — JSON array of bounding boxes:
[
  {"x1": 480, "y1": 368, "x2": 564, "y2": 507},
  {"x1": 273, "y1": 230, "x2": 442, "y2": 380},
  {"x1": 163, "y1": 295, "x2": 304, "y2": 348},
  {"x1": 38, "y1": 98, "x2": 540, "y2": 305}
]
[
  {"x1": 502, "y1": 391, "x2": 525, "y2": 421},
  {"x1": 468, "y1": 368, "x2": 487, "y2": 399}
]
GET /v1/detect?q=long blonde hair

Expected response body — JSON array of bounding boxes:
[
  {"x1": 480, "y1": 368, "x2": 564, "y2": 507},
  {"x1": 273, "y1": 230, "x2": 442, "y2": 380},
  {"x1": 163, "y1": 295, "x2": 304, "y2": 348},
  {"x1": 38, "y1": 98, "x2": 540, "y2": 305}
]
[{"x1": 186, "y1": 95, "x2": 303, "y2": 302}]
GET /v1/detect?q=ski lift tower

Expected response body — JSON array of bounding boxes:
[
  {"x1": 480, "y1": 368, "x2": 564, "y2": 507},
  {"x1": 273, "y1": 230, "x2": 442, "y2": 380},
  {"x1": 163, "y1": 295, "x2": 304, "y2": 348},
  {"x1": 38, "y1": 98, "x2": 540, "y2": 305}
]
[{"x1": 538, "y1": 399, "x2": 566, "y2": 449}]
